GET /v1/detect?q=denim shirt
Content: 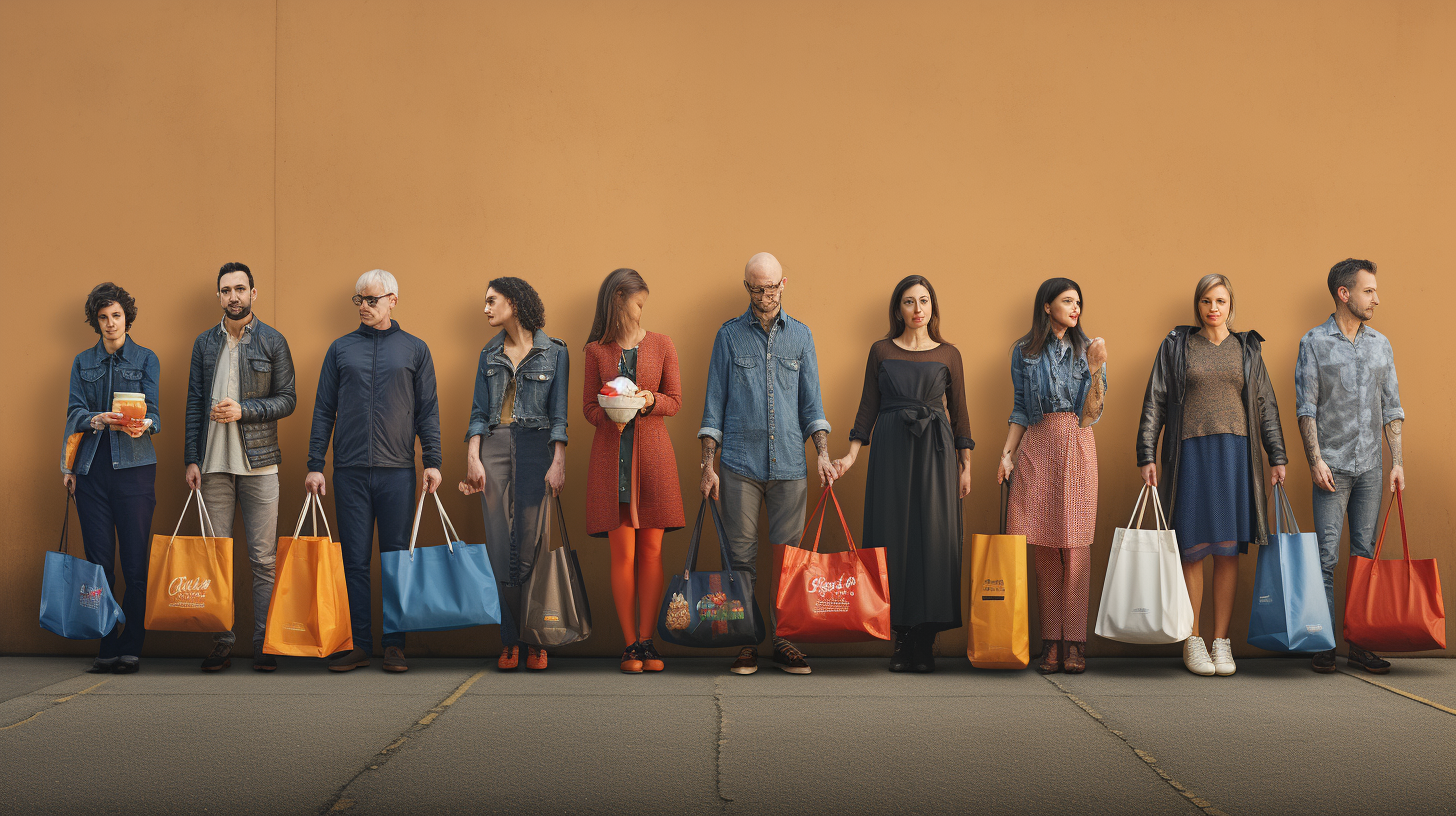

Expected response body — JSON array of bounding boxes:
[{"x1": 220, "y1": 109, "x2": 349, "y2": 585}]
[
  {"x1": 466, "y1": 329, "x2": 570, "y2": 445},
  {"x1": 1008, "y1": 337, "x2": 1106, "y2": 427},
  {"x1": 1295, "y1": 315, "x2": 1403, "y2": 475},
  {"x1": 699, "y1": 307, "x2": 831, "y2": 482},
  {"x1": 62, "y1": 337, "x2": 161, "y2": 475}
]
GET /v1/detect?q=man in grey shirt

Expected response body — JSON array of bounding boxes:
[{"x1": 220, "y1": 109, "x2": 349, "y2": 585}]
[
  {"x1": 185, "y1": 262, "x2": 296, "y2": 672},
  {"x1": 1295, "y1": 258, "x2": 1405, "y2": 675}
]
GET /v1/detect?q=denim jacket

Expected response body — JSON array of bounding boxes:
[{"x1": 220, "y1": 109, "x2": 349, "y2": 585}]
[
  {"x1": 466, "y1": 329, "x2": 570, "y2": 445},
  {"x1": 698, "y1": 307, "x2": 831, "y2": 482},
  {"x1": 62, "y1": 337, "x2": 161, "y2": 475},
  {"x1": 1008, "y1": 338, "x2": 1107, "y2": 427}
]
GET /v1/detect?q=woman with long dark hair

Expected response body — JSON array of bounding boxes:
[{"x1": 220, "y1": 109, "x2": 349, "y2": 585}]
[
  {"x1": 61, "y1": 283, "x2": 160, "y2": 674},
  {"x1": 1137, "y1": 274, "x2": 1286, "y2": 677},
  {"x1": 581, "y1": 269, "x2": 685, "y2": 673},
  {"x1": 460, "y1": 277, "x2": 569, "y2": 672},
  {"x1": 832, "y1": 275, "x2": 973, "y2": 673},
  {"x1": 996, "y1": 278, "x2": 1106, "y2": 674}
]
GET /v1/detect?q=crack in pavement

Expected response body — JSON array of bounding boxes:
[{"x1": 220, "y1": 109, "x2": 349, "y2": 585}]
[
  {"x1": 1, "y1": 678, "x2": 110, "y2": 731},
  {"x1": 317, "y1": 667, "x2": 487, "y2": 814},
  {"x1": 1043, "y1": 675, "x2": 1228, "y2": 816},
  {"x1": 713, "y1": 677, "x2": 733, "y2": 807}
]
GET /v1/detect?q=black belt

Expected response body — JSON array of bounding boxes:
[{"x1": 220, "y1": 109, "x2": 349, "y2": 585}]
[{"x1": 878, "y1": 397, "x2": 946, "y2": 453}]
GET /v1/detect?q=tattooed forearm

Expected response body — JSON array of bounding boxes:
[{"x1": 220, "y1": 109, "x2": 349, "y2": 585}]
[
  {"x1": 700, "y1": 436, "x2": 718, "y2": 468},
  {"x1": 1079, "y1": 371, "x2": 1106, "y2": 429},
  {"x1": 1385, "y1": 418, "x2": 1403, "y2": 467},
  {"x1": 812, "y1": 429, "x2": 830, "y2": 458},
  {"x1": 1299, "y1": 416, "x2": 1322, "y2": 467}
]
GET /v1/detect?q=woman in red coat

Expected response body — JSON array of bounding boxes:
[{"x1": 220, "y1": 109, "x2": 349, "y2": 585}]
[{"x1": 583, "y1": 268, "x2": 686, "y2": 673}]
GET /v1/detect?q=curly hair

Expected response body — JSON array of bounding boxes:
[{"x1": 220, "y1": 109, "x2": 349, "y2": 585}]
[
  {"x1": 487, "y1": 276, "x2": 546, "y2": 334},
  {"x1": 84, "y1": 282, "x2": 138, "y2": 335}
]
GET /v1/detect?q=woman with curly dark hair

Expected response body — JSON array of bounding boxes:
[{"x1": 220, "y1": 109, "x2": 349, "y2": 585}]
[
  {"x1": 460, "y1": 276, "x2": 569, "y2": 672},
  {"x1": 61, "y1": 283, "x2": 161, "y2": 674}
]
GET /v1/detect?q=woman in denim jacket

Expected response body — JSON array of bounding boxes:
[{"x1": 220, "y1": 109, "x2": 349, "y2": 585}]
[
  {"x1": 459, "y1": 277, "x2": 569, "y2": 672},
  {"x1": 60, "y1": 283, "x2": 161, "y2": 675},
  {"x1": 996, "y1": 278, "x2": 1107, "y2": 675}
]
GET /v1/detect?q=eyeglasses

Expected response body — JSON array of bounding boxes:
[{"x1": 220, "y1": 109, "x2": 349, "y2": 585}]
[
  {"x1": 352, "y1": 293, "x2": 395, "y2": 307},
  {"x1": 744, "y1": 281, "x2": 784, "y2": 297}
]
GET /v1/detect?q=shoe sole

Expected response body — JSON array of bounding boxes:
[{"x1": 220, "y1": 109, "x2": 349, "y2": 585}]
[
  {"x1": 382, "y1": 665, "x2": 409, "y2": 673},
  {"x1": 1311, "y1": 664, "x2": 1337, "y2": 674},
  {"x1": 775, "y1": 664, "x2": 812, "y2": 674},
  {"x1": 328, "y1": 661, "x2": 369, "y2": 672},
  {"x1": 1185, "y1": 664, "x2": 1216, "y2": 676},
  {"x1": 729, "y1": 666, "x2": 758, "y2": 675},
  {"x1": 1352, "y1": 663, "x2": 1391, "y2": 675},
  {"x1": 201, "y1": 659, "x2": 232, "y2": 673},
  {"x1": 642, "y1": 663, "x2": 665, "y2": 672},
  {"x1": 1214, "y1": 666, "x2": 1236, "y2": 676},
  {"x1": 252, "y1": 664, "x2": 278, "y2": 672},
  {"x1": 620, "y1": 665, "x2": 644, "y2": 674},
  {"x1": 113, "y1": 664, "x2": 140, "y2": 675}
]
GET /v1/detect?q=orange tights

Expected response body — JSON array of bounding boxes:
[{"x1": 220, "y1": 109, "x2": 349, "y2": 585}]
[{"x1": 608, "y1": 504, "x2": 664, "y2": 646}]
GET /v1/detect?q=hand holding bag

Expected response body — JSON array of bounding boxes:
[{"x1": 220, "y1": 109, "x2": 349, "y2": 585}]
[
  {"x1": 657, "y1": 497, "x2": 766, "y2": 649},
  {"x1": 774, "y1": 484, "x2": 891, "y2": 643},
  {"x1": 519, "y1": 492, "x2": 593, "y2": 648},
  {"x1": 39, "y1": 491, "x2": 126, "y2": 640},
  {"x1": 263, "y1": 494, "x2": 353, "y2": 657},
  {"x1": 145, "y1": 489, "x2": 234, "y2": 632},
  {"x1": 381, "y1": 490, "x2": 501, "y2": 634},
  {"x1": 967, "y1": 482, "x2": 1030, "y2": 669},
  {"x1": 1247, "y1": 484, "x2": 1336, "y2": 653},
  {"x1": 1093, "y1": 485, "x2": 1194, "y2": 644},
  {"x1": 1343, "y1": 487, "x2": 1446, "y2": 652}
]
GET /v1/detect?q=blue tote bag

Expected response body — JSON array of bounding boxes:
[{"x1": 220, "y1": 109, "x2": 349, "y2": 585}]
[
  {"x1": 1247, "y1": 484, "x2": 1336, "y2": 653},
  {"x1": 382, "y1": 490, "x2": 501, "y2": 634},
  {"x1": 39, "y1": 492, "x2": 125, "y2": 640}
]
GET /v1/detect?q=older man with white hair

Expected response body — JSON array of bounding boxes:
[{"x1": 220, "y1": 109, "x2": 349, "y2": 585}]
[
  {"x1": 699, "y1": 252, "x2": 835, "y2": 675},
  {"x1": 306, "y1": 269, "x2": 443, "y2": 674}
]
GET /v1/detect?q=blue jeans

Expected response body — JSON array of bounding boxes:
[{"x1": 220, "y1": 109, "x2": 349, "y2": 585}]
[
  {"x1": 333, "y1": 466, "x2": 414, "y2": 652},
  {"x1": 1312, "y1": 464, "x2": 1384, "y2": 614},
  {"x1": 74, "y1": 430, "x2": 156, "y2": 659}
]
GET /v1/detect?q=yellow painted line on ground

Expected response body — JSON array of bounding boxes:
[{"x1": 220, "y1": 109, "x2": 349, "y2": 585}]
[
  {"x1": 1, "y1": 678, "x2": 111, "y2": 730},
  {"x1": 1339, "y1": 669, "x2": 1456, "y2": 716},
  {"x1": 416, "y1": 667, "x2": 486, "y2": 727}
]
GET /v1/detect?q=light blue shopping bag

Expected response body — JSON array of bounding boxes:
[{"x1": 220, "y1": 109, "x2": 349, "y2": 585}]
[
  {"x1": 1247, "y1": 484, "x2": 1336, "y2": 653},
  {"x1": 39, "y1": 493, "x2": 125, "y2": 640},
  {"x1": 381, "y1": 491, "x2": 501, "y2": 634}
]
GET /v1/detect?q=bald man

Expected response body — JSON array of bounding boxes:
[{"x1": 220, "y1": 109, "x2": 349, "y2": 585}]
[{"x1": 699, "y1": 252, "x2": 835, "y2": 676}]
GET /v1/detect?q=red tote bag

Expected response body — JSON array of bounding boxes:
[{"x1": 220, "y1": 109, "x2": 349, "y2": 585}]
[
  {"x1": 774, "y1": 485, "x2": 892, "y2": 643},
  {"x1": 1343, "y1": 488, "x2": 1446, "y2": 652}
]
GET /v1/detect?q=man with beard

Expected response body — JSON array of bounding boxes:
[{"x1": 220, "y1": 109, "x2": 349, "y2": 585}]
[
  {"x1": 699, "y1": 252, "x2": 835, "y2": 675},
  {"x1": 185, "y1": 261, "x2": 296, "y2": 672},
  {"x1": 1296, "y1": 258, "x2": 1406, "y2": 675}
]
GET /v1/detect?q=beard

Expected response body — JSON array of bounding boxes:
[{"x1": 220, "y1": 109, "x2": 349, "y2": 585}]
[
  {"x1": 1343, "y1": 299, "x2": 1371, "y2": 323},
  {"x1": 225, "y1": 303, "x2": 253, "y2": 320}
]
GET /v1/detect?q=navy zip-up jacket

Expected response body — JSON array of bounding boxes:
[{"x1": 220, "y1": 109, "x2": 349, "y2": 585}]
[{"x1": 307, "y1": 320, "x2": 442, "y2": 472}]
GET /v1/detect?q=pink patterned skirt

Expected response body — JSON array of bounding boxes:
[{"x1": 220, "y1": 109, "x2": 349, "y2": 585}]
[{"x1": 1007, "y1": 412, "x2": 1098, "y2": 549}]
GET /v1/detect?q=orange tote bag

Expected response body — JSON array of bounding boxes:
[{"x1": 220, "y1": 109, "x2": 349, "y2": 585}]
[
  {"x1": 774, "y1": 485, "x2": 892, "y2": 643},
  {"x1": 1344, "y1": 488, "x2": 1446, "y2": 652},
  {"x1": 145, "y1": 489, "x2": 234, "y2": 632},
  {"x1": 264, "y1": 494, "x2": 353, "y2": 657},
  {"x1": 967, "y1": 482, "x2": 1030, "y2": 669}
]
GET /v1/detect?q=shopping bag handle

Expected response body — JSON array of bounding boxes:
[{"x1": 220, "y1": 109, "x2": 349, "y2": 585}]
[
  {"x1": 406, "y1": 489, "x2": 457, "y2": 560},
  {"x1": 533, "y1": 490, "x2": 574, "y2": 557},
  {"x1": 1370, "y1": 486, "x2": 1410, "y2": 571},
  {"x1": 1126, "y1": 484, "x2": 1170, "y2": 532},
  {"x1": 682, "y1": 496, "x2": 734, "y2": 580},
  {"x1": 289, "y1": 493, "x2": 334, "y2": 541},
  {"x1": 799, "y1": 484, "x2": 859, "y2": 554},
  {"x1": 56, "y1": 490, "x2": 75, "y2": 555},
  {"x1": 1270, "y1": 483, "x2": 1301, "y2": 536},
  {"x1": 1000, "y1": 480, "x2": 1010, "y2": 536},
  {"x1": 167, "y1": 488, "x2": 221, "y2": 550}
]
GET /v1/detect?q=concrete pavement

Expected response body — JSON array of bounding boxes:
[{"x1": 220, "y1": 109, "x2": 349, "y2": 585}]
[{"x1": 2, "y1": 655, "x2": 1453, "y2": 815}]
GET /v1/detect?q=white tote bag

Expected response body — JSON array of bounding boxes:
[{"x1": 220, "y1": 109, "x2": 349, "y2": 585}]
[{"x1": 1093, "y1": 485, "x2": 1195, "y2": 644}]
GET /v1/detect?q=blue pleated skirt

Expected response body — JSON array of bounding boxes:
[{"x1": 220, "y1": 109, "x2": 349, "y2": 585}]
[{"x1": 1173, "y1": 433, "x2": 1253, "y2": 562}]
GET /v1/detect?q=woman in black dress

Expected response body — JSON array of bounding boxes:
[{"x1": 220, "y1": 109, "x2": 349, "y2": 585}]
[{"x1": 832, "y1": 275, "x2": 973, "y2": 672}]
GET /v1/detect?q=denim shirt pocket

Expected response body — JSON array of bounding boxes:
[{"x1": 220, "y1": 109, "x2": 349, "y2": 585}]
[
  {"x1": 733, "y1": 354, "x2": 759, "y2": 385},
  {"x1": 516, "y1": 356, "x2": 556, "y2": 423}
]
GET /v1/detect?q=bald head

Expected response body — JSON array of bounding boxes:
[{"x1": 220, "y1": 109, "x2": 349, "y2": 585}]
[{"x1": 744, "y1": 252, "x2": 782, "y2": 283}]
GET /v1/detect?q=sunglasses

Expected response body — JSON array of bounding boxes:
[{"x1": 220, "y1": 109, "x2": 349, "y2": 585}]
[{"x1": 352, "y1": 294, "x2": 395, "y2": 307}]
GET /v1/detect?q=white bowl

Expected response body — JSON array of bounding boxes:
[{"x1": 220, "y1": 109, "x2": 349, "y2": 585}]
[{"x1": 598, "y1": 394, "x2": 647, "y2": 425}]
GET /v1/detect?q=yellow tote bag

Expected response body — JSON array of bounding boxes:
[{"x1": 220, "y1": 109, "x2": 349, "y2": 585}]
[
  {"x1": 145, "y1": 489, "x2": 234, "y2": 632},
  {"x1": 967, "y1": 483, "x2": 1030, "y2": 669},
  {"x1": 264, "y1": 494, "x2": 353, "y2": 657}
]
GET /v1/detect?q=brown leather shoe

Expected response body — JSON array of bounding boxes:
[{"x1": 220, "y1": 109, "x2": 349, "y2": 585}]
[
  {"x1": 639, "y1": 639, "x2": 665, "y2": 672},
  {"x1": 620, "y1": 642, "x2": 644, "y2": 674},
  {"x1": 382, "y1": 646, "x2": 409, "y2": 673},
  {"x1": 497, "y1": 645, "x2": 520, "y2": 671},
  {"x1": 1038, "y1": 640, "x2": 1062, "y2": 674},
  {"x1": 328, "y1": 648, "x2": 370, "y2": 673},
  {"x1": 525, "y1": 645, "x2": 548, "y2": 671},
  {"x1": 729, "y1": 646, "x2": 758, "y2": 675},
  {"x1": 1063, "y1": 641, "x2": 1086, "y2": 674}
]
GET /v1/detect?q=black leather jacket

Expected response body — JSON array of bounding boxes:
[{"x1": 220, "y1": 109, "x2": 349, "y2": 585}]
[
  {"x1": 1137, "y1": 327, "x2": 1287, "y2": 547},
  {"x1": 185, "y1": 318, "x2": 296, "y2": 469}
]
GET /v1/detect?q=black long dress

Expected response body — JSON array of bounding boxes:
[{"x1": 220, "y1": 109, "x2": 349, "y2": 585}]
[{"x1": 849, "y1": 340, "x2": 975, "y2": 632}]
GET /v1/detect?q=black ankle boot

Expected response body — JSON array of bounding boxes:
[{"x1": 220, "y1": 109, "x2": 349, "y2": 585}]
[
  {"x1": 912, "y1": 627, "x2": 936, "y2": 673},
  {"x1": 889, "y1": 628, "x2": 913, "y2": 673}
]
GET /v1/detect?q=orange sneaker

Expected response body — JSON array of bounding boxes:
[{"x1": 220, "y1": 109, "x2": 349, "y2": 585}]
[
  {"x1": 497, "y1": 644, "x2": 519, "y2": 671},
  {"x1": 620, "y1": 643, "x2": 644, "y2": 674},
  {"x1": 639, "y1": 639, "x2": 665, "y2": 672},
  {"x1": 525, "y1": 645, "x2": 548, "y2": 671}
]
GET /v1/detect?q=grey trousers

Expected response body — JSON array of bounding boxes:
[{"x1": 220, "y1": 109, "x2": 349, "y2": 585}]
[
  {"x1": 718, "y1": 467, "x2": 808, "y2": 644},
  {"x1": 201, "y1": 472, "x2": 279, "y2": 651}
]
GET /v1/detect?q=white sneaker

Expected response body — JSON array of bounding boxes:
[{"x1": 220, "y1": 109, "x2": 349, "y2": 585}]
[
  {"x1": 1210, "y1": 637, "x2": 1236, "y2": 676},
  {"x1": 1183, "y1": 636, "x2": 1215, "y2": 676}
]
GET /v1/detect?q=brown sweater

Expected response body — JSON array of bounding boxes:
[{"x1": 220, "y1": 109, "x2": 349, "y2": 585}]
[{"x1": 1182, "y1": 332, "x2": 1247, "y2": 439}]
